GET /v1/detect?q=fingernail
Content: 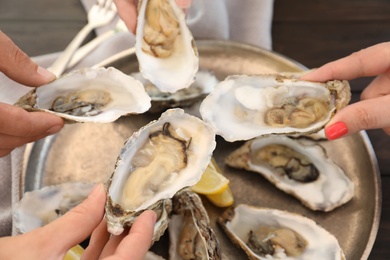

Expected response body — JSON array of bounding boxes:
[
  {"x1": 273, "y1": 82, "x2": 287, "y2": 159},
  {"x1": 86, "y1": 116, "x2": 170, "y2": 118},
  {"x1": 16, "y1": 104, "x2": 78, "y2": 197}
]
[
  {"x1": 37, "y1": 66, "x2": 56, "y2": 82},
  {"x1": 325, "y1": 122, "x2": 348, "y2": 140},
  {"x1": 46, "y1": 125, "x2": 62, "y2": 134},
  {"x1": 176, "y1": 0, "x2": 192, "y2": 9},
  {"x1": 90, "y1": 183, "x2": 104, "y2": 198}
]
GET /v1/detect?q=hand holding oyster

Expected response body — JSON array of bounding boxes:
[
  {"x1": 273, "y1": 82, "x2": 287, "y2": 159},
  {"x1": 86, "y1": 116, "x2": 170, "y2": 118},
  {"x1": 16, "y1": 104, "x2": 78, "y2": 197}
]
[{"x1": 200, "y1": 74, "x2": 351, "y2": 142}]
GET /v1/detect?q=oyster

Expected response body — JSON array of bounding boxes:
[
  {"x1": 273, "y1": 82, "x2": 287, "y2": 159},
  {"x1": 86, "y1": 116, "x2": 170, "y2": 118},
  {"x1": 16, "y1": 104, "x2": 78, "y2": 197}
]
[
  {"x1": 13, "y1": 182, "x2": 94, "y2": 233},
  {"x1": 218, "y1": 205, "x2": 346, "y2": 260},
  {"x1": 225, "y1": 135, "x2": 354, "y2": 212},
  {"x1": 135, "y1": 0, "x2": 199, "y2": 93},
  {"x1": 16, "y1": 67, "x2": 151, "y2": 123},
  {"x1": 169, "y1": 189, "x2": 221, "y2": 260},
  {"x1": 200, "y1": 74, "x2": 350, "y2": 142},
  {"x1": 131, "y1": 70, "x2": 219, "y2": 113},
  {"x1": 105, "y1": 108, "x2": 216, "y2": 238}
]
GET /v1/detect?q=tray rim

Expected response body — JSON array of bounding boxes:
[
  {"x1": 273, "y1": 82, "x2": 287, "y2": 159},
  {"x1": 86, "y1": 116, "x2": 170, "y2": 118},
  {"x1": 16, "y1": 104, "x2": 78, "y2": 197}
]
[{"x1": 21, "y1": 39, "x2": 381, "y2": 259}]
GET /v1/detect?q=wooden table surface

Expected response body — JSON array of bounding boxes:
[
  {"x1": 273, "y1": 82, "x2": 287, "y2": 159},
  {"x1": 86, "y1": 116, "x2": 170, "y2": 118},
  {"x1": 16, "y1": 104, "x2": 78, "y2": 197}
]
[{"x1": 2, "y1": 0, "x2": 390, "y2": 259}]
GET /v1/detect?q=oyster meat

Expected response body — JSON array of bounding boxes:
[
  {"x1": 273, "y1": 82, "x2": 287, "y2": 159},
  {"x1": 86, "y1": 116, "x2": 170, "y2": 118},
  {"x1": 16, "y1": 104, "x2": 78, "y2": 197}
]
[
  {"x1": 135, "y1": 0, "x2": 199, "y2": 93},
  {"x1": 16, "y1": 67, "x2": 151, "y2": 123},
  {"x1": 105, "y1": 108, "x2": 216, "y2": 238},
  {"x1": 131, "y1": 70, "x2": 219, "y2": 113},
  {"x1": 225, "y1": 135, "x2": 354, "y2": 212},
  {"x1": 13, "y1": 182, "x2": 94, "y2": 233},
  {"x1": 169, "y1": 189, "x2": 221, "y2": 260},
  {"x1": 218, "y1": 205, "x2": 346, "y2": 260},
  {"x1": 200, "y1": 74, "x2": 350, "y2": 142}
]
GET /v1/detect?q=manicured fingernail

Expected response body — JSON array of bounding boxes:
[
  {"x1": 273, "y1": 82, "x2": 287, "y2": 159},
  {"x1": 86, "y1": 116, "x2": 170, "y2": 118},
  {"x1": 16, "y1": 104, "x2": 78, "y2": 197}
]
[
  {"x1": 46, "y1": 125, "x2": 62, "y2": 134},
  {"x1": 176, "y1": 0, "x2": 192, "y2": 8},
  {"x1": 37, "y1": 66, "x2": 56, "y2": 82},
  {"x1": 325, "y1": 122, "x2": 348, "y2": 140}
]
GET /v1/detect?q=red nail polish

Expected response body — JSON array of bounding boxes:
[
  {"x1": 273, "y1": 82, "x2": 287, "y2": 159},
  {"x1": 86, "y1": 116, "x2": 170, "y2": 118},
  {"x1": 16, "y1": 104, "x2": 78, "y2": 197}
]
[{"x1": 325, "y1": 122, "x2": 348, "y2": 140}]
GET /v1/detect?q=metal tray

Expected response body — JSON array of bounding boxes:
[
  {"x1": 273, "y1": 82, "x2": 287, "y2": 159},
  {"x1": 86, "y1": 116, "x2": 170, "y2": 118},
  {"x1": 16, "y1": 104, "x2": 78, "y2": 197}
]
[{"x1": 22, "y1": 40, "x2": 381, "y2": 259}]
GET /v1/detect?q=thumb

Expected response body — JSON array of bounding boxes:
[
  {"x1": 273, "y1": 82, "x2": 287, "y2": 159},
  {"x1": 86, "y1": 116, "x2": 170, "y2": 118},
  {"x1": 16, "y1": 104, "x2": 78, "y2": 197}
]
[
  {"x1": 0, "y1": 31, "x2": 56, "y2": 87},
  {"x1": 39, "y1": 183, "x2": 107, "y2": 253},
  {"x1": 325, "y1": 95, "x2": 390, "y2": 140}
]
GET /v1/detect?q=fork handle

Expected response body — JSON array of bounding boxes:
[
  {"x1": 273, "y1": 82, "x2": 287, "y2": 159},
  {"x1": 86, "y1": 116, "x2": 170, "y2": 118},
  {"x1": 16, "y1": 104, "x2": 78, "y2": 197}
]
[
  {"x1": 47, "y1": 23, "x2": 94, "y2": 77},
  {"x1": 67, "y1": 29, "x2": 115, "y2": 69}
]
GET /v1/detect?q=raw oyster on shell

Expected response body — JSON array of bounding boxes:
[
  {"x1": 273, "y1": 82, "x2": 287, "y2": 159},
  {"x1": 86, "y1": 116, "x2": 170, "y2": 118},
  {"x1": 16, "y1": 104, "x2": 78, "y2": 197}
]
[
  {"x1": 169, "y1": 189, "x2": 221, "y2": 260},
  {"x1": 131, "y1": 70, "x2": 219, "y2": 113},
  {"x1": 135, "y1": 0, "x2": 199, "y2": 93},
  {"x1": 200, "y1": 74, "x2": 351, "y2": 142},
  {"x1": 13, "y1": 182, "x2": 94, "y2": 233},
  {"x1": 225, "y1": 135, "x2": 354, "y2": 212},
  {"x1": 105, "y1": 108, "x2": 216, "y2": 238},
  {"x1": 219, "y1": 205, "x2": 346, "y2": 260},
  {"x1": 15, "y1": 67, "x2": 151, "y2": 123}
]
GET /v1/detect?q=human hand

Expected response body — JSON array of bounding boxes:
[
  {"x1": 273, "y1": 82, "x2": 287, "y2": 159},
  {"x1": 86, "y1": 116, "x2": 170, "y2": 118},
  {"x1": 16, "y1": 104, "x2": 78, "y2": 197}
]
[
  {"x1": 0, "y1": 183, "x2": 157, "y2": 260},
  {"x1": 113, "y1": 0, "x2": 193, "y2": 33},
  {"x1": 0, "y1": 31, "x2": 64, "y2": 157},
  {"x1": 300, "y1": 42, "x2": 390, "y2": 140}
]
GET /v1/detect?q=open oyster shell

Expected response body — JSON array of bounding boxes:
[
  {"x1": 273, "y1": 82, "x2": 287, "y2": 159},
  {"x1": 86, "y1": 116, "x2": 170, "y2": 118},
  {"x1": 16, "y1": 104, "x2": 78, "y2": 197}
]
[
  {"x1": 135, "y1": 0, "x2": 199, "y2": 93},
  {"x1": 219, "y1": 205, "x2": 346, "y2": 260},
  {"x1": 225, "y1": 135, "x2": 354, "y2": 212},
  {"x1": 105, "y1": 108, "x2": 216, "y2": 237},
  {"x1": 131, "y1": 70, "x2": 219, "y2": 113},
  {"x1": 169, "y1": 189, "x2": 221, "y2": 260},
  {"x1": 200, "y1": 74, "x2": 351, "y2": 142},
  {"x1": 13, "y1": 182, "x2": 94, "y2": 233},
  {"x1": 15, "y1": 67, "x2": 151, "y2": 123}
]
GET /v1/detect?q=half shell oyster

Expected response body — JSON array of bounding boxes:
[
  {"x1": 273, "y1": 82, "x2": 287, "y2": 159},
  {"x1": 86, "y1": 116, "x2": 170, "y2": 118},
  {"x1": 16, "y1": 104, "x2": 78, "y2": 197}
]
[
  {"x1": 16, "y1": 67, "x2": 151, "y2": 123},
  {"x1": 169, "y1": 189, "x2": 221, "y2": 259},
  {"x1": 13, "y1": 182, "x2": 94, "y2": 233},
  {"x1": 135, "y1": 0, "x2": 199, "y2": 93},
  {"x1": 131, "y1": 70, "x2": 219, "y2": 113},
  {"x1": 219, "y1": 205, "x2": 345, "y2": 260},
  {"x1": 200, "y1": 74, "x2": 350, "y2": 142},
  {"x1": 225, "y1": 135, "x2": 354, "y2": 212},
  {"x1": 105, "y1": 108, "x2": 216, "y2": 237}
]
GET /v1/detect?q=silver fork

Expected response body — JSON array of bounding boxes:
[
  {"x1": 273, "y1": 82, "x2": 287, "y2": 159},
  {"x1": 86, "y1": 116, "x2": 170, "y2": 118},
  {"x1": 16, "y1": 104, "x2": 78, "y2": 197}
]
[
  {"x1": 67, "y1": 19, "x2": 128, "y2": 69},
  {"x1": 47, "y1": 0, "x2": 117, "y2": 77}
]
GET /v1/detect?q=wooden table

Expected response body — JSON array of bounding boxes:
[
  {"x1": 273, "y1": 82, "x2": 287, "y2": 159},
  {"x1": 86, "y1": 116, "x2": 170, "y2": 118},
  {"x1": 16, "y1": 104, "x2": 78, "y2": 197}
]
[{"x1": 1, "y1": 0, "x2": 390, "y2": 259}]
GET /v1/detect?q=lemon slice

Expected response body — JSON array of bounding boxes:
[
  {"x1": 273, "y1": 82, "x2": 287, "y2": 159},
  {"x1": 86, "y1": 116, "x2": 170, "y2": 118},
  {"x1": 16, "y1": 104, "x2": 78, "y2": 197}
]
[
  {"x1": 206, "y1": 186, "x2": 234, "y2": 207},
  {"x1": 64, "y1": 245, "x2": 84, "y2": 260},
  {"x1": 191, "y1": 159, "x2": 230, "y2": 195}
]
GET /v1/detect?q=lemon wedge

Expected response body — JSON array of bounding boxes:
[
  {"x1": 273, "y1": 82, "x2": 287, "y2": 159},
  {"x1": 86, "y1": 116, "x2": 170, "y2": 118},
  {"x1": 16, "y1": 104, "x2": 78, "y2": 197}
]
[
  {"x1": 206, "y1": 186, "x2": 234, "y2": 207},
  {"x1": 191, "y1": 159, "x2": 230, "y2": 195},
  {"x1": 64, "y1": 245, "x2": 84, "y2": 260}
]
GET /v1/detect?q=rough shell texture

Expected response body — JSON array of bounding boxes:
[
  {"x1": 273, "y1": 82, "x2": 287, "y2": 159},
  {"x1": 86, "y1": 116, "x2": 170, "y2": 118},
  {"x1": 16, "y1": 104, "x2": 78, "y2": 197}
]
[
  {"x1": 169, "y1": 189, "x2": 221, "y2": 260},
  {"x1": 225, "y1": 135, "x2": 354, "y2": 212},
  {"x1": 105, "y1": 108, "x2": 216, "y2": 236},
  {"x1": 131, "y1": 70, "x2": 218, "y2": 113},
  {"x1": 15, "y1": 67, "x2": 151, "y2": 123},
  {"x1": 200, "y1": 74, "x2": 351, "y2": 142},
  {"x1": 218, "y1": 204, "x2": 346, "y2": 260}
]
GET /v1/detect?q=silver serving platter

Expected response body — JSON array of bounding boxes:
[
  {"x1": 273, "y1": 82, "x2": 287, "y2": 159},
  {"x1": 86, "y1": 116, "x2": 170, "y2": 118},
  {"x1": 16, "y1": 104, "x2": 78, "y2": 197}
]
[{"x1": 22, "y1": 40, "x2": 381, "y2": 259}]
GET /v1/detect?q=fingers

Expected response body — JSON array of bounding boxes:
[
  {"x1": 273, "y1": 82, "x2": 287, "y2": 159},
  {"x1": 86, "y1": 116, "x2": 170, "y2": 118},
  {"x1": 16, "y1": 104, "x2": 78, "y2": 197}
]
[
  {"x1": 111, "y1": 210, "x2": 157, "y2": 259},
  {"x1": 114, "y1": 0, "x2": 138, "y2": 33},
  {"x1": 300, "y1": 42, "x2": 390, "y2": 82},
  {"x1": 102, "y1": 210, "x2": 157, "y2": 260},
  {"x1": 0, "y1": 31, "x2": 56, "y2": 87},
  {"x1": 81, "y1": 219, "x2": 110, "y2": 260},
  {"x1": 325, "y1": 95, "x2": 390, "y2": 139},
  {"x1": 38, "y1": 184, "x2": 107, "y2": 253},
  {"x1": 360, "y1": 74, "x2": 390, "y2": 100},
  {"x1": 0, "y1": 103, "x2": 63, "y2": 137}
]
